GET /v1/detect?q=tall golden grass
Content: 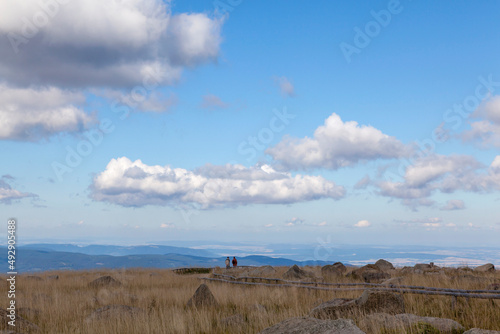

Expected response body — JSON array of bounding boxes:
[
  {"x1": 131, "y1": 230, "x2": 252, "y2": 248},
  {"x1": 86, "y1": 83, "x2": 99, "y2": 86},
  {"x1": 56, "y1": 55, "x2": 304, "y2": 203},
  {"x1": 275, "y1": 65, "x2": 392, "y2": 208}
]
[{"x1": 1, "y1": 266, "x2": 499, "y2": 333}]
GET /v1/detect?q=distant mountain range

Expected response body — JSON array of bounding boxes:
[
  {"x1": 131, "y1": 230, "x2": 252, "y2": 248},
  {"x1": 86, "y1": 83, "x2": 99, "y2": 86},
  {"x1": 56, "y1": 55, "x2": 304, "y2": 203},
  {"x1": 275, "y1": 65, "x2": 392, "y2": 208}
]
[{"x1": 1, "y1": 245, "x2": 332, "y2": 273}]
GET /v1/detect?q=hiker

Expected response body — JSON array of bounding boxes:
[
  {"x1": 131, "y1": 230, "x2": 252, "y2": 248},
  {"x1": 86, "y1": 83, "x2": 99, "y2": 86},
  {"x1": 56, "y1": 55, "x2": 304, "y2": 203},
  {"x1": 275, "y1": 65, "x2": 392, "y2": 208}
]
[
  {"x1": 225, "y1": 257, "x2": 230, "y2": 269},
  {"x1": 232, "y1": 256, "x2": 238, "y2": 268}
]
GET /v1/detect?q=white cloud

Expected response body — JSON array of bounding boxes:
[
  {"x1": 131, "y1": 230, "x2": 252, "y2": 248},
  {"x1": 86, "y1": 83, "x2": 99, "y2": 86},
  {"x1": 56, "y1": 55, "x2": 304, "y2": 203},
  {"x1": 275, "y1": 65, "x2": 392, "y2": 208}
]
[
  {"x1": 276, "y1": 76, "x2": 295, "y2": 97},
  {"x1": 0, "y1": 85, "x2": 95, "y2": 141},
  {"x1": 160, "y1": 223, "x2": 175, "y2": 228},
  {"x1": 318, "y1": 221, "x2": 327, "y2": 226},
  {"x1": 440, "y1": 199, "x2": 465, "y2": 211},
  {"x1": 91, "y1": 157, "x2": 345, "y2": 208},
  {"x1": 200, "y1": 94, "x2": 228, "y2": 109},
  {"x1": 0, "y1": 0, "x2": 223, "y2": 88},
  {"x1": 376, "y1": 154, "x2": 500, "y2": 209},
  {"x1": 264, "y1": 224, "x2": 273, "y2": 228},
  {"x1": 462, "y1": 96, "x2": 500, "y2": 147},
  {"x1": 266, "y1": 113, "x2": 408, "y2": 170},
  {"x1": 354, "y1": 220, "x2": 371, "y2": 227},
  {"x1": 0, "y1": 177, "x2": 37, "y2": 204}
]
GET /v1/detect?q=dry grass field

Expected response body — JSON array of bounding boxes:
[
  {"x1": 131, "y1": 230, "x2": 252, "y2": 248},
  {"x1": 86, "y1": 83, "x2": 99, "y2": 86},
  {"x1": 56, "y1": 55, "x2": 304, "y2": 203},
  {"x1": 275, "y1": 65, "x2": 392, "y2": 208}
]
[{"x1": 1, "y1": 265, "x2": 499, "y2": 333}]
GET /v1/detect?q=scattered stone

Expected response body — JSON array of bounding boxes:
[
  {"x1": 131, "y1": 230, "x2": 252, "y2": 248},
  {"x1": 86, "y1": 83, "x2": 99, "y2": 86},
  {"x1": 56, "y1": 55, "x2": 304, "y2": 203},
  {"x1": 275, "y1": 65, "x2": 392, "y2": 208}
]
[
  {"x1": 88, "y1": 276, "x2": 122, "y2": 288},
  {"x1": 47, "y1": 275, "x2": 59, "y2": 280},
  {"x1": 24, "y1": 276, "x2": 43, "y2": 281},
  {"x1": 381, "y1": 277, "x2": 403, "y2": 286},
  {"x1": 186, "y1": 284, "x2": 218, "y2": 308},
  {"x1": 463, "y1": 329, "x2": 500, "y2": 334},
  {"x1": 283, "y1": 265, "x2": 313, "y2": 280},
  {"x1": 85, "y1": 305, "x2": 145, "y2": 323},
  {"x1": 374, "y1": 259, "x2": 394, "y2": 272},
  {"x1": 322, "y1": 262, "x2": 347, "y2": 277},
  {"x1": 0, "y1": 308, "x2": 40, "y2": 333},
  {"x1": 248, "y1": 266, "x2": 276, "y2": 277},
  {"x1": 310, "y1": 290, "x2": 404, "y2": 320},
  {"x1": 474, "y1": 263, "x2": 495, "y2": 273},
  {"x1": 348, "y1": 264, "x2": 390, "y2": 283},
  {"x1": 221, "y1": 314, "x2": 245, "y2": 327},
  {"x1": 360, "y1": 313, "x2": 464, "y2": 334},
  {"x1": 259, "y1": 317, "x2": 365, "y2": 334}
]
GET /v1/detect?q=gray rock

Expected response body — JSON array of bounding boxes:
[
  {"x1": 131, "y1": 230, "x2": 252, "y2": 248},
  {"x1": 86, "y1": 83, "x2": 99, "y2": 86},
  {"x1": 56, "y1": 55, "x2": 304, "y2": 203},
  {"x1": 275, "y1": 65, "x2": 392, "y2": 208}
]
[
  {"x1": 259, "y1": 317, "x2": 365, "y2": 334},
  {"x1": 283, "y1": 264, "x2": 313, "y2": 280},
  {"x1": 348, "y1": 264, "x2": 390, "y2": 283},
  {"x1": 374, "y1": 259, "x2": 394, "y2": 272},
  {"x1": 24, "y1": 276, "x2": 43, "y2": 281},
  {"x1": 248, "y1": 266, "x2": 276, "y2": 277},
  {"x1": 322, "y1": 262, "x2": 347, "y2": 277},
  {"x1": 221, "y1": 314, "x2": 245, "y2": 327},
  {"x1": 463, "y1": 329, "x2": 500, "y2": 334},
  {"x1": 381, "y1": 277, "x2": 403, "y2": 286},
  {"x1": 359, "y1": 313, "x2": 464, "y2": 334},
  {"x1": 186, "y1": 284, "x2": 218, "y2": 308},
  {"x1": 310, "y1": 290, "x2": 404, "y2": 320},
  {"x1": 88, "y1": 276, "x2": 122, "y2": 288},
  {"x1": 474, "y1": 263, "x2": 495, "y2": 273}
]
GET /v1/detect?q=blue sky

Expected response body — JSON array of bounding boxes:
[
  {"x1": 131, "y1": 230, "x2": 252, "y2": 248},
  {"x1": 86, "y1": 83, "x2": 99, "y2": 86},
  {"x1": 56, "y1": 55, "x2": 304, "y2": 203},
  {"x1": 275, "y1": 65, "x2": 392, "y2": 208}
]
[{"x1": 1, "y1": 0, "x2": 500, "y2": 248}]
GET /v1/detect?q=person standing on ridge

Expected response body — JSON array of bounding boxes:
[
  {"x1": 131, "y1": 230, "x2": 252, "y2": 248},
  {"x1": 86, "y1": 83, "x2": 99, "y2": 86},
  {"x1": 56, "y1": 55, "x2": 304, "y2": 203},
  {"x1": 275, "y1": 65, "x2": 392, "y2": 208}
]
[
  {"x1": 232, "y1": 256, "x2": 238, "y2": 268},
  {"x1": 225, "y1": 257, "x2": 230, "y2": 269}
]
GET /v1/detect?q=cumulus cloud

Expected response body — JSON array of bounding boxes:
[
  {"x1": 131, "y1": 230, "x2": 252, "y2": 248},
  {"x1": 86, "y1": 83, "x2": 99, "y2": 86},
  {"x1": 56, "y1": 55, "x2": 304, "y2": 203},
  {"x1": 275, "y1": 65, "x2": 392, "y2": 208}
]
[
  {"x1": 276, "y1": 76, "x2": 295, "y2": 97},
  {"x1": 266, "y1": 113, "x2": 408, "y2": 170},
  {"x1": 377, "y1": 154, "x2": 500, "y2": 209},
  {"x1": 462, "y1": 96, "x2": 500, "y2": 147},
  {"x1": 354, "y1": 220, "x2": 371, "y2": 227},
  {"x1": 200, "y1": 94, "x2": 228, "y2": 109},
  {"x1": 0, "y1": 85, "x2": 95, "y2": 141},
  {"x1": 440, "y1": 199, "x2": 465, "y2": 211},
  {"x1": 0, "y1": 0, "x2": 223, "y2": 88},
  {"x1": 285, "y1": 217, "x2": 305, "y2": 226},
  {"x1": 91, "y1": 157, "x2": 345, "y2": 208},
  {"x1": 0, "y1": 177, "x2": 37, "y2": 204}
]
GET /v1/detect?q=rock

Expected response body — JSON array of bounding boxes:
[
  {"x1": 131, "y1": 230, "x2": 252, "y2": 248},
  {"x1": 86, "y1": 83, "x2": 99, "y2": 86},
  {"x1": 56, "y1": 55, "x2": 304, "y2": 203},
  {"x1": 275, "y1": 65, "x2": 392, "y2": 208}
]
[
  {"x1": 360, "y1": 313, "x2": 464, "y2": 334},
  {"x1": 283, "y1": 265, "x2": 312, "y2": 280},
  {"x1": 374, "y1": 259, "x2": 394, "y2": 272},
  {"x1": 259, "y1": 317, "x2": 365, "y2": 334},
  {"x1": 221, "y1": 314, "x2": 245, "y2": 327},
  {"x1": 488, "y1": 283, "x2": 500, "y2": 290},
  {"x1": 251, "y1": 303, "x2": 267, "y2": 313},
  {"x1": 322, "y1": 262, "x2": 347, "y2": 277},
  {"x1": 24, "y1": 275, "x2": 43, "y2": 281},
  {"x1": 474, "y1": 263, "x2": 495, "y2": 273},
  {"x1": 381, "y1": 277, "x2": 403, "y2": 286},
  {"x1": 414, "y1": 263, "x2": 432, "y2": 274},
  {"x1": 186, "y1": 284, "x2": 218, "y2": 308},
  {"x1": 464, "y1": 329, "x2": 500, "y2": 334},
  {"x1": 0, "y1": 308, "x2": 40, "y2": 333},
  {"x1": 310, "y1": 290, "x2": 404, "y2": 320},
  {"x1": 348, "y1": 264, "x2": 390, "y2": 283},
  {"x1": 88, "y1": 276, "x2": 122, "y2": 288},
  {"x1": 248, "y1": 266, "x2": 276, "y2": 277},
  {"x1": 85, "y1": 305, "x2": 145, "y2": 323},
  {"x1": 47, "y1": 275, "x2": 59, "y2": 280}
]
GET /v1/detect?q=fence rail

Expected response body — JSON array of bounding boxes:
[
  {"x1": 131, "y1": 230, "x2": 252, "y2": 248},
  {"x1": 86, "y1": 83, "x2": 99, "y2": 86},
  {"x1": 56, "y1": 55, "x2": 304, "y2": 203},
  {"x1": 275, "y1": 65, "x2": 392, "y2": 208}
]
[{"x1": 204, "y1": 274, "x2": 500, "y2": 300}]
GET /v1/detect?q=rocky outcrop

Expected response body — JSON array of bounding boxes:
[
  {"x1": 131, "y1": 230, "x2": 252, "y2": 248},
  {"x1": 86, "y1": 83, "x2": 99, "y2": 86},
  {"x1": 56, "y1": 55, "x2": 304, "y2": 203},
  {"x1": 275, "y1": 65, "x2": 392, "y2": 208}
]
[
  {"x1": 359, "y1": 313, "x2": 464, "y2": 334},
  {"x1": 283, "y1": 265, "x2": 313, "y2": 280},
  {"x1": 322, "y1": 262, "x2": 347, "y2": 277},
  {"x1": 310, "y1": 290, "x2": 404, "y2": 319},
  {"x1": 186, "y1": 284, "x2": 218, "y2": 308},
  {"x1": 88, "y1": 276, "x2": 122, "y2": 288},
  {"x1": 474, "y1": 263, "x2": 495, "y2": 273},
  {"x1": 374, "y1": 259, "x2": 394, "y2": 272},
  {"x1": 248, "y1": 266, "x2": 276, "y2": 277},
  {"x1": 259, "y1": 317, "x2": 365, "y2": 334},
  {"x1": 348, "y1": 264, "x2": 390, "y2": 283}
]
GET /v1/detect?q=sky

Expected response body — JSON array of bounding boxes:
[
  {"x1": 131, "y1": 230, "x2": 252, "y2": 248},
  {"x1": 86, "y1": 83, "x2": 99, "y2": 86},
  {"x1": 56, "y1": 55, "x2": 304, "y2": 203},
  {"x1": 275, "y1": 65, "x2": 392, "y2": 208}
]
[{"x1": 1, "y1": 0, "x2": 500, "y2": 249}]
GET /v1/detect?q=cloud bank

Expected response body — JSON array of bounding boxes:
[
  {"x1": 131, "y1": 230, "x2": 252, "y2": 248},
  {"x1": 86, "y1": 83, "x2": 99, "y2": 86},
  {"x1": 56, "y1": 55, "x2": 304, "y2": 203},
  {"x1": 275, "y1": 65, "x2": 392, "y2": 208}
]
[{"x1": 91, "y1": 157, "x2": 345, "y2": 208}]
